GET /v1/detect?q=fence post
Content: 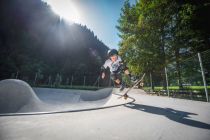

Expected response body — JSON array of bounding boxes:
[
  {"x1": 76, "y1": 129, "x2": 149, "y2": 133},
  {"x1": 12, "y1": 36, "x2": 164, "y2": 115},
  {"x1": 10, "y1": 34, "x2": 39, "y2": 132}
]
[
  {"x1": 34, "y1": 73, "x2": 37, "y2": 85},
  {"x1": 66, "y1": 77, "x2": 69, "y2": 85},
  {"x1": 15, "y1": 71, "x2": 19, "y2": 79},
  {"x1": 59, "y1": 75, "x2": 62, "y2": 86},
  {"x1": 198, "y1": 53, "x2": 209, "y2": 102},
  {"x1": 71, "y1": 75, "x2": 74, "y2": 88},
  {"x1": 97, "y1": 77, "x2": 100, "y2": 88},
  {"x1": 165, "y1": 67, "x2": 170, "y2": 97},
  {"x1": 83, "y1": 76, "x2": 86, "y2": 87},
  {"x1": 48, "y1": 75, "x2": 51, "y2": 86},
  {"x1": 150, "y1": 72, "x2": 153, "y2": 92}
]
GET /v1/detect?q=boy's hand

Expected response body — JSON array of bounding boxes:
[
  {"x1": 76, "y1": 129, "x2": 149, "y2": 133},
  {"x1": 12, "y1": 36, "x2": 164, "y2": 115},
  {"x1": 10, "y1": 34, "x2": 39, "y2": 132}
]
[
  {"x1": 124, "y1": 70, "x2": 130, "y2": 75},
  {"x1": 101, "y1": 72, "x2": 105, "y2": 79}
]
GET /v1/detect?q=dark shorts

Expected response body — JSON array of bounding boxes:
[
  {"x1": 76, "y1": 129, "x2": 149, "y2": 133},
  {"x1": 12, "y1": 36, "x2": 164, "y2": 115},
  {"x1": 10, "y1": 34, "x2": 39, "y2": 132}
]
[{"x1": 110, "y1": 72, "x2": 122, "y2": 81}]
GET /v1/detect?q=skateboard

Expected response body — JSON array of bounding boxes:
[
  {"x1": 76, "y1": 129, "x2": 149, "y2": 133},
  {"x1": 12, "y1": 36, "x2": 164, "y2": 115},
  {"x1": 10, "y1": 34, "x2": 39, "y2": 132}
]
[{"x1": 118, "y1": 73, "x2": 145, "y2": 99}]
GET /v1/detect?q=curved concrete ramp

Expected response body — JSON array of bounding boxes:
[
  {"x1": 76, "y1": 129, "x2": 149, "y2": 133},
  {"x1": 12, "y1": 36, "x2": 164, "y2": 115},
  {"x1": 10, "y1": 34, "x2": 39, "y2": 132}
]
[
  {"x1": 0, "y1": 79, "x2": 42, "y2": 114},
  {"x1": 0, "y1": 79, "x2": 134, "y2": 116}
]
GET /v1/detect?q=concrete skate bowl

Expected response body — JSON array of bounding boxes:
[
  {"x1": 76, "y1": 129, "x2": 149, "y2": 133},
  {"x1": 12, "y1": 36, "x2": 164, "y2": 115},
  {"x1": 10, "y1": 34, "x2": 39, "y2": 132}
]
[{"x1": 0, "y1": 79, "x2": 134, "y2": 116}]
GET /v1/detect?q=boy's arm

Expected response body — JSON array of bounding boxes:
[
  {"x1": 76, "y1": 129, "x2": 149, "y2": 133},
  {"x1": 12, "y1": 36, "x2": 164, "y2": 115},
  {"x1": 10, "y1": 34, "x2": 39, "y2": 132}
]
[
  {"x1": 119, "y1": 61, "x2": 128, "y2": 71},
  {"x1": 100, "y1": 66, "x2": 106, "y2": 79},
  {"x1": 101, "y1": 61, "x2": 108, "y2": 79},
  {"x1": 118, "y1": 57, "x2": 128, "y2": 71},
  {"x1": 100, "y1": 66, "x2": 106, "y2": 73},
  {"x1": 119, "y1": 61, "x2": 131, "y2": 77}
]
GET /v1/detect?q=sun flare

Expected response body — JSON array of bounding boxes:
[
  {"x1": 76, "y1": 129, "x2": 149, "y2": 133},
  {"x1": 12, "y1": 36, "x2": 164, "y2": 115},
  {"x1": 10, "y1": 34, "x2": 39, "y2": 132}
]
[{"x1": 44, "y1": 0, "x2": 80, "y2": 23}]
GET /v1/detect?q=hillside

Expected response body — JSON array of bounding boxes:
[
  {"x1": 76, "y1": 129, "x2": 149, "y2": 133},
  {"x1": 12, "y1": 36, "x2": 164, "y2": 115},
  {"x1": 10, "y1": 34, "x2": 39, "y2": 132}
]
[{"x1": 0, "y1": 0, "x2": 109, "y2": 83}]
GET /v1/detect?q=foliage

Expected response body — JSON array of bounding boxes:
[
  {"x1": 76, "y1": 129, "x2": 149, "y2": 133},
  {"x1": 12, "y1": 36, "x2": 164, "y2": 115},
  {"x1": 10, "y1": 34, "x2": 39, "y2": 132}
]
[
  {"x1": 0, "y1": 0, "x2": 109, "y2": 82},
  {"x1": 117, "y1": 0, "x2": 210, "y2": 88}
]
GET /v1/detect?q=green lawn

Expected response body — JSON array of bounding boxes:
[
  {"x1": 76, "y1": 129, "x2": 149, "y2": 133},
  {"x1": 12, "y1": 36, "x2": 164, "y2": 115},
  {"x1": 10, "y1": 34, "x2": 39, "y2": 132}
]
[
  {"x1": 32, "y1": 84, "x2": 102, "y2": 91},
  {"x1": 144, "y1": 86, "x2": 210, "y2": 90}
]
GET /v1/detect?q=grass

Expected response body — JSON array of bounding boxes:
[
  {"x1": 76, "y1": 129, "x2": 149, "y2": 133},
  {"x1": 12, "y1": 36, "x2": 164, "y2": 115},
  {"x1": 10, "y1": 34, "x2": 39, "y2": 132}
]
[
  {"x1": 32, "y1": 84, "x2": 103, "y2": 91},
  {"x1": 144, "y1": 85, "x2": 209, "y2": 102},
  {"x1": 144, "y1": 86, "x2": 210, "y2": 90},
  {"x1": 31, "y1": 84, "x2": 209, "y2": 102}
]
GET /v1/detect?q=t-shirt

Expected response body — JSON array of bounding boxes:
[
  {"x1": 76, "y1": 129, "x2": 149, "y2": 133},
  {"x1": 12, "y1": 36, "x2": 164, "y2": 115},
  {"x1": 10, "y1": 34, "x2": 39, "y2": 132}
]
[{"x1": 103, "y1": 56, "x2": 122, "y2": 73}]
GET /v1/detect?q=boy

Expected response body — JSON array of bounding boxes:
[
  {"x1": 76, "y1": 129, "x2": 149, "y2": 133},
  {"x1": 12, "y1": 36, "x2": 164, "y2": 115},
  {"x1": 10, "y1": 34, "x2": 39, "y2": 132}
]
[{"x1": 101, "y1": 49, "x2": 130, "y2": 92}]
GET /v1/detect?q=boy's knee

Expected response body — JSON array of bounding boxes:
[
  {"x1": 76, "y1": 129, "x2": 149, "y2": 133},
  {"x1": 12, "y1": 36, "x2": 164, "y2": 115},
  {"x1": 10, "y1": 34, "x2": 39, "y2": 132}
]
[
  {"x1": 115, "y1": 79, "x2": 121, "y2": 84},
  {"x1": 111, "y1": 73, "x2": 117, "y2": 80}
]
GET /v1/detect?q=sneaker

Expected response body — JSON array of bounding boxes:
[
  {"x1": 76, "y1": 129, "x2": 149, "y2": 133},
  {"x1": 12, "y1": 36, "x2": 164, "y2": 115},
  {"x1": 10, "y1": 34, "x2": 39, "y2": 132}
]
[
  {"x1": 119, "y1": 82, "x2": 125, "y2": 91},
  {"x1": 130, "y1": 76, "x2": 138, "y2": 83}
]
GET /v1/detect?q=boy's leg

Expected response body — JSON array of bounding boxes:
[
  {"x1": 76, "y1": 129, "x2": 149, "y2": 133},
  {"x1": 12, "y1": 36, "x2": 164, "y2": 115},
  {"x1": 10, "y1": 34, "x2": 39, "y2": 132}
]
[
  {"x1": 115, "y1": 73, "x2": 125, "y2": 91},
  {"x1": 124, "y1": 70, "x2": 137, "y2": 83},
  {"x1": 110, "y1": 73, "x2": 120, "y2": 87},
  {"x1": 111, "y1": 73, "x2": 125, "y2": 91},
  {"x1": 115, "y1": 79, "x2": 121, "y2": 85}
]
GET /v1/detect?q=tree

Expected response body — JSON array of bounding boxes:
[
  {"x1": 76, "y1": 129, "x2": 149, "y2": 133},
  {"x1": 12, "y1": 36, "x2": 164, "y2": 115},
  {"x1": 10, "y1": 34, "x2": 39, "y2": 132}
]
[
  {"x1": 0, "y1": 0, "x2": 109, "y2": 84},
  {"x1": 117, "y1": 0, "x2": 210, "y2": 89}
]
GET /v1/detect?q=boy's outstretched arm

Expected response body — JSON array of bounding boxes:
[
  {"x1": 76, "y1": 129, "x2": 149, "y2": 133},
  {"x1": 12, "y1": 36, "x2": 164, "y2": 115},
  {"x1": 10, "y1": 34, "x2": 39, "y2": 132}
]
[
  {"x1": 100, "y1": 66, "x2": 106, "y2": 79},
  {"x1": 119, "y1": 61, "x2": 130, "y2": 76}
]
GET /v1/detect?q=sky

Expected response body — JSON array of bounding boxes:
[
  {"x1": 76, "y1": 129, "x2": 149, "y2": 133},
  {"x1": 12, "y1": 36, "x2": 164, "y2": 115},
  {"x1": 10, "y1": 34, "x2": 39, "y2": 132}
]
[{"x1": 43, "y1": 0, "x2": 136, "y2": 49}]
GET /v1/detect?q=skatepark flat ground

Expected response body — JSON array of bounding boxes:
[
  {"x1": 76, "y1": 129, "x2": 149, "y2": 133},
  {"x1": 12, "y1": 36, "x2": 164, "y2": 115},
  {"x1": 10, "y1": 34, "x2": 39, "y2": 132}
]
[{"x1": 0, "y1": 89, "x2": 210, "y2": 140}]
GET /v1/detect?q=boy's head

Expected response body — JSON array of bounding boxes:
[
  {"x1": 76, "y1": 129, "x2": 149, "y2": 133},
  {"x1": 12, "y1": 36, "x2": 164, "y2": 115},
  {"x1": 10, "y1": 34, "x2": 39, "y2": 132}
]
[
  {"x1": 110, "y1": 55, "x2": 118, "y2": 62},
  {"x1": 108, "y1": 49, "x2": 118, "y2": 62}
]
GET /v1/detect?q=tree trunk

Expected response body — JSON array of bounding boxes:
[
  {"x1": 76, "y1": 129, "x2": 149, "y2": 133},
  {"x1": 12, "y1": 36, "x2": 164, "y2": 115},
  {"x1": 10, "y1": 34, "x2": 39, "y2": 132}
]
[
  {"x1": 160, "y1": 34, "x2": 167, "y2": 89},
  {"x1": 175, "y1": 49, "x2": 183, "y2": 89}
]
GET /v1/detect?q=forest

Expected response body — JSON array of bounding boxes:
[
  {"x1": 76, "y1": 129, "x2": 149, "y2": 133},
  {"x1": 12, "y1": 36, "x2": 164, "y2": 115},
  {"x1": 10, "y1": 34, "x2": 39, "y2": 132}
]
[
  {"x1": 0, "y1": 0, "x2": 209, "y2": 89},
  {"x1": 117, "y1": 0, "x2": 210, "y2": 88},
  {"x1": 0, "y1": 0, "x2": 109, "y2": 85}
]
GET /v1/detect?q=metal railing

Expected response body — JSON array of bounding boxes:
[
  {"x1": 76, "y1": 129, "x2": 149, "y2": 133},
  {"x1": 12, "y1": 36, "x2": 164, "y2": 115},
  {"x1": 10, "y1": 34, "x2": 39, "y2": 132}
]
[{"x1": 144, "y1": 50, "x2": 210, "y2": 102}]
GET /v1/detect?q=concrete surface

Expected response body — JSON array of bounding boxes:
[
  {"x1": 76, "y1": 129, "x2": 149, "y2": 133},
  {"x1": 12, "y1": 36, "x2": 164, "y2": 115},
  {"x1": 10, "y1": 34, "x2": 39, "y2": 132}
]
[
  {"x1": 0, "y1": 79, "x2": 42, "y2": 114},
  {"x1": 0, "y1": 79, "x2": 133, "y2": 115},
  {"x1": 0, "y1": 88, "x2": 210, "y2": 140}
]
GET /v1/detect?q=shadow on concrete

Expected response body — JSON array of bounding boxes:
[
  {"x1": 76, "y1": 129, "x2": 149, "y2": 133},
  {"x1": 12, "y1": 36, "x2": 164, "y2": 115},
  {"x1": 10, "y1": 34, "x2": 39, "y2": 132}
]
[{"x1": 125, "y1": 103, "x2": 210, "y2": 130}]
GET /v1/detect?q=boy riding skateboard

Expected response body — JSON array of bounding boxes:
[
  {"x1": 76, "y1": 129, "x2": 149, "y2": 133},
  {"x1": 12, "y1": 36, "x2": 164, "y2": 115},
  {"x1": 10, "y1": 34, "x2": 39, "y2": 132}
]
[{"x1": 101, "y1": 49, "x2": 131, "y2": 94}]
